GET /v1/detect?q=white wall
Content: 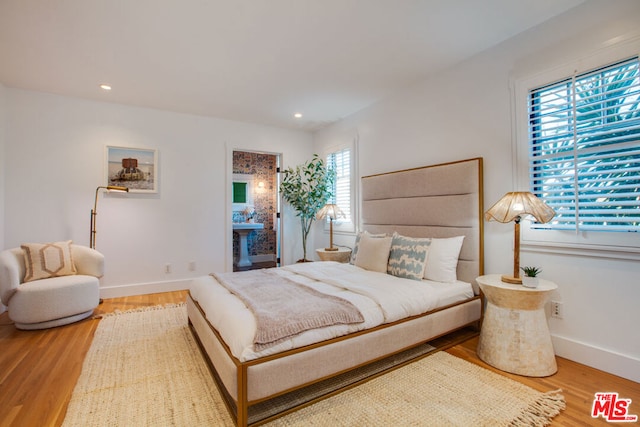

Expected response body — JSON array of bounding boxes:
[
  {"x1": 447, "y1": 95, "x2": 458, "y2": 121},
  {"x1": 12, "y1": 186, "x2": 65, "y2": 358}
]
[
  {"x1": 3, "y1": 89, "x2": 313, "y2": 297},
  {"x1": 0, "y1": 83, "x2": 6, "y2": 314},
  {"x1": 0, "y1": 83, "x2": 5, "y2": 249},
  {"x1": 313, "y1": 0, "x2": 640, "y2": 382}
]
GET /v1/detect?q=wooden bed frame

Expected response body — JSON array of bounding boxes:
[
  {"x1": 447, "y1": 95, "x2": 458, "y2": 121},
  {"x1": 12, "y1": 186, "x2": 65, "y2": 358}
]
[{"x1": 187, "y1": 157, "x2": 484, "y2": 426}]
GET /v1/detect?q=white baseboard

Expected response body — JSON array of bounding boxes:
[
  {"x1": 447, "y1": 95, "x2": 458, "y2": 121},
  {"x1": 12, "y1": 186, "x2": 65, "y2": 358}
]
[
  {"x1": 552, "y1": 333, "x2": 640, "y2": 383},
  {"x1": 99, "y1": 279, "x2": 191, "y2": 299}
]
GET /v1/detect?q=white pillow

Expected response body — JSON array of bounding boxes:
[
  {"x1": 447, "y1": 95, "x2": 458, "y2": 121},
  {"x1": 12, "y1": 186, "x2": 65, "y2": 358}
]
[
  {"x1": 423, "y1": 236, "x2": 464, "y2": 283},
  {"x1": 354, "y1": 234, "x2": 393, "y2": 273},
  {"x1": 350, "y1": 231, "x2": 387, "y2": 264}
]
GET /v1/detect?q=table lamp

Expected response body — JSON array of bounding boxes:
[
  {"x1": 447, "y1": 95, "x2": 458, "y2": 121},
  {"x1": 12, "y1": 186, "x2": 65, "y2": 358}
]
[
  {"x1": 485, "y1": 191, "x2": 555, "y2": 284},
  {"x1": 316, "y1": 203, "x2": 345, "y2": 251}
]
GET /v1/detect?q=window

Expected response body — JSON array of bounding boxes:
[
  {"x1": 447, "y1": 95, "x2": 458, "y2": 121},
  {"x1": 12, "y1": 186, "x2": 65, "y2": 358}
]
[
  {"x1": 232, "y1": 182, "x2": 247, "y2": 204},
  {"x1": 327, "y1": 147, "x2": 351, "y2": 222},
  {"x1": 527, "y1": 57, "x2": 640, "y2": 233},
  {"x1": 325, "y1": 132, "x2": 357, "y2": 233}
]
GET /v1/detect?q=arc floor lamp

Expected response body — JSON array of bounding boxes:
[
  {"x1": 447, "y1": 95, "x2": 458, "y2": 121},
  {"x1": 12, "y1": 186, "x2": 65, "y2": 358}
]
[{"x1": 90, "y1": 185, "x2": 129, "y2": 249}]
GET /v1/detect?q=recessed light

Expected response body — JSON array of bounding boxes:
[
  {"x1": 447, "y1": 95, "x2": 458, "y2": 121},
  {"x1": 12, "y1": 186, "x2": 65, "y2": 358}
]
[
  {"x1": 99, "y1": 84, "x2": 112, "y2": 91},
  {"x1": 294, "y1": 112, "x2": 303, "y2": 119}
]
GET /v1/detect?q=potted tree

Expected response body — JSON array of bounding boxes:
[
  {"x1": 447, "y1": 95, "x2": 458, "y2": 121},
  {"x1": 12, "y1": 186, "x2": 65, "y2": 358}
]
[
  {"x1": 280, "y1": 154, "x2": 335, "y2": 262},
  {"x1": 520, "y1": 266, "x2": 541, "y2": 288}
]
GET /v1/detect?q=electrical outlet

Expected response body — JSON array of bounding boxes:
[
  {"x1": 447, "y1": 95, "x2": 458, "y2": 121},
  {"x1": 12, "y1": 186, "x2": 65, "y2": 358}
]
[
  {"x1": 551, "y1": 300, "x2": 563, "y2": 319},
  {"x1": 165, "y1": 263, "x2": 172, "y2": 274},
  {"x1": 188, "y1": 261, "x2": 196, "y2": 271}
]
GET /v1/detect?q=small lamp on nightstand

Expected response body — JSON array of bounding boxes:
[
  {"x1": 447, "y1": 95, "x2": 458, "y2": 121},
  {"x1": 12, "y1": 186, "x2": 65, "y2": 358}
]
[
  {"x1": 316, "y1": 203, "x2": 345, "y2": 251},
  {"x1": 485, "y1": 191, "x2": 555, "y2": 284}
]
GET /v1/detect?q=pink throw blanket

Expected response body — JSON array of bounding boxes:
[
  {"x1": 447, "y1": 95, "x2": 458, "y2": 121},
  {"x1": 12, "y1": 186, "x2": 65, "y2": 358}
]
[{"x1": 212, "y1": 269, "x2": 364, "y2": 351}]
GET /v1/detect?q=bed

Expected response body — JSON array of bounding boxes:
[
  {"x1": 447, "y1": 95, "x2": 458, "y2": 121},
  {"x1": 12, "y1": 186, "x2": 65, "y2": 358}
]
[{"x1": 187, "y1": 157, "x2": 484, "y2": 426}]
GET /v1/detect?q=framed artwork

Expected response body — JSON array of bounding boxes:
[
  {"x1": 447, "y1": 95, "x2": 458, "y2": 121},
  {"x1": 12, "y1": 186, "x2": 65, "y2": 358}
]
[{"x1": 106, "y1": 146, "x2": 158, "y2": 193}]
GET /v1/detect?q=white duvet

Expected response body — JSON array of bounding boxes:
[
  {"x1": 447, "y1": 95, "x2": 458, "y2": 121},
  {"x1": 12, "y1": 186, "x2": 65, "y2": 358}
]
[{"x1": 189, "y1": 261, "x2": 473, "y2": 362}]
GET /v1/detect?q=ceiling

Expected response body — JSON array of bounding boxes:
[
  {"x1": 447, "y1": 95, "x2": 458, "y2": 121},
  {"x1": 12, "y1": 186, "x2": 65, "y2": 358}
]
[{"x1": 0, "y1": 0, "x2": 584, "y2": 132}]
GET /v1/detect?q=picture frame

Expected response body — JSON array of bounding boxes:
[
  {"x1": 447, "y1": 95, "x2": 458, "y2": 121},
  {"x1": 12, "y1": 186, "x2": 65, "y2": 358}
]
[{"x1": 106, "y1": 146, "x2": 158, "y2": 193}]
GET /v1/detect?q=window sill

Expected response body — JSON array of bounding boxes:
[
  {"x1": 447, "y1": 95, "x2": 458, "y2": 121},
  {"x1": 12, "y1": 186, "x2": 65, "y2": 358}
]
[
  {"x1": 522, "y1": 239, "x2": 640, "y2": 261},
  {"x1": 521, "y1": 221, "x2": 640, "y2": 261}
]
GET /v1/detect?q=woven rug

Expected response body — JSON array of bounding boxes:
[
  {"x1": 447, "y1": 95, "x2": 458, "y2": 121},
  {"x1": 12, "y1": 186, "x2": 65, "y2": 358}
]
[{"x1": 63, "y1": 304, "x2": 565, "y2": 426}]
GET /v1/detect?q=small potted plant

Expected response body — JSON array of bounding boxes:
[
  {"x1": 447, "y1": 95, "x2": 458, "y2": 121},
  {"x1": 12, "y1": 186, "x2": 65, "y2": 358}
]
[{"x1": 520, "y1": 266, "x2": 541, "y2": 288}]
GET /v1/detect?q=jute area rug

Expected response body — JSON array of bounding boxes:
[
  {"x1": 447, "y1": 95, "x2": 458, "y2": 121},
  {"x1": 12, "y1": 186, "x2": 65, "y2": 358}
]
[{"x1": 63, "y1": 304, "x2": 565, "y2": 427}]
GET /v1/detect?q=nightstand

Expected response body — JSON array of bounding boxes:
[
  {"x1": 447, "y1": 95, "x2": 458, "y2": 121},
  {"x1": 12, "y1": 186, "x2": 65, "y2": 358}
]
[
  {"x1": 316, "y1": 247, "x2": 352, "y2": 263},
  {"x1": 476, "y1": 274, "x2": 558, "y2": 377}
]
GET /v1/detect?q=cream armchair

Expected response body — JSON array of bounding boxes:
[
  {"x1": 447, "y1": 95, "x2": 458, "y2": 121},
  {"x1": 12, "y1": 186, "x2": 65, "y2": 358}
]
[{"x1": 0, "y1": 243, "x2": 104, "y2": 330}]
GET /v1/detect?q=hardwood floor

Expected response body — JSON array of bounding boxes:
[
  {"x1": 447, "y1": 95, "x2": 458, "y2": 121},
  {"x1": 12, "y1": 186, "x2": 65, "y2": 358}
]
[
  {"x1": 0, "y1": 291, "x2": 188, "y2": 427},
  {"x1": 0, "y1": 290, "x2": 638, "y2": 426}
]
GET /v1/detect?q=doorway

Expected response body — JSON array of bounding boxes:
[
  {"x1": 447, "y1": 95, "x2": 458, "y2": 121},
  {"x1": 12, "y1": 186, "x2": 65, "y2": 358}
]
[{"x1": 231, "y1": 150, "x2": 281, "y2": 271}]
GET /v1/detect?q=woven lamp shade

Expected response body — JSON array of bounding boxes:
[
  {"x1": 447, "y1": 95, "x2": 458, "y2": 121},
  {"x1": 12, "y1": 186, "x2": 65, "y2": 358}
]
[
  {"x1": 485, "y1": 192, "x2": 555, "y2": 224},
  {"x1": 316, "y1": 204, "x2": 345, "y2": 221}
]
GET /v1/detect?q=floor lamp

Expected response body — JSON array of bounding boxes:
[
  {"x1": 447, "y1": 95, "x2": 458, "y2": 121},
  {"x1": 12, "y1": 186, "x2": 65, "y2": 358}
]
[
  {"x1": 316, "y1": 203, "x2": 345, "y2": 251},
  {"x1": 90, "y1": 185, "x2": 129, "y2": 249},
  {"x1": 485, "y1": 191, "x2": 555, "y2": 284}
]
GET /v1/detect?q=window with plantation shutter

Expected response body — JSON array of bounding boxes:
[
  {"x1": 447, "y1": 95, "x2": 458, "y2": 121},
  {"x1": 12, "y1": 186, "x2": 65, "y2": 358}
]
[
  {"x1": 527, "y1": 56, "x2": 640, "y2": 233},
  {"x1": 326, "y1": 147, "x2": 352, "y2": 227}
]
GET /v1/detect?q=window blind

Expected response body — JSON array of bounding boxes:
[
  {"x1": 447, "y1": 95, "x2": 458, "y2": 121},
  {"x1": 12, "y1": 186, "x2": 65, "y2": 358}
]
[
  {"x1": 528, "y1": 56, "x2": 640, "y2": 232},
  {"x1": 327, "y1": 147, "x2": 351, "y2": 223}
]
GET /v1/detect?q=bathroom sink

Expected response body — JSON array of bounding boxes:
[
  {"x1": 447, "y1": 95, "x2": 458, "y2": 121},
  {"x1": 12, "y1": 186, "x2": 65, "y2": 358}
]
[
  {"x1": 233, "y1": 223, "x2": 264, "y2": 267},
  {"x1": 233, "y1": 222, "x2": 264, "y2": 231}
]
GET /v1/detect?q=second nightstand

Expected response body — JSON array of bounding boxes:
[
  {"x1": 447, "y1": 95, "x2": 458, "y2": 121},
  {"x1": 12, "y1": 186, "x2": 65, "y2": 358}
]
[{"x1": 316, "y1": 247, "x2": 352, "y2": 263}]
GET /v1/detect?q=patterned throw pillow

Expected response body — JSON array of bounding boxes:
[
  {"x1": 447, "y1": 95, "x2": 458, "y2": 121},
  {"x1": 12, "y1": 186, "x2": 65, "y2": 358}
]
[
  {"x1": 387, "y1": 233, "x2": 431, "y2": 280},
  {"x1": 21, "y1": 240, "x2": 77, "y2": 283}
]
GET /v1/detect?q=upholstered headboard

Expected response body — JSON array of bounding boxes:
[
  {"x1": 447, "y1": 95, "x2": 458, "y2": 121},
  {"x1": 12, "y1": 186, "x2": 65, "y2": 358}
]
[{"x1": 361, "y1": 158, "x2": 484, "y2": 288}]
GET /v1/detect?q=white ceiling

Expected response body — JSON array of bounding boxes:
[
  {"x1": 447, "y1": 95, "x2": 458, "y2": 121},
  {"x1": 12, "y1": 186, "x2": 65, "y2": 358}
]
[{"x1": 0, "y1": 0, "x2": 584, "y2": 131}]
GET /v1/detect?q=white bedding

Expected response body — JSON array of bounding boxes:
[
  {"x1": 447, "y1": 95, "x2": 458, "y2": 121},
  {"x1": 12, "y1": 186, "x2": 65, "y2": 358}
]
[{"x1": 189, "y1": 261, "x2": 474, "y2": 362}]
